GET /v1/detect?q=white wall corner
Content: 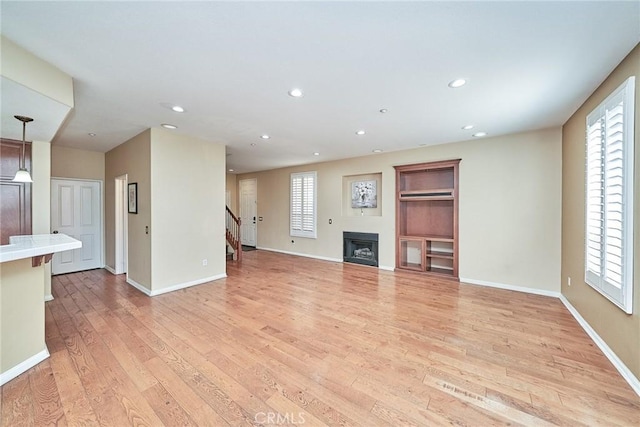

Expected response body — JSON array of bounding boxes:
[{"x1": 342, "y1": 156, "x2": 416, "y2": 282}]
[
  {"x1": 44, "y1": 294, "x2": 54, "y2": 302},
  {"x1": 104, "y1": 265, "x2": 117, "y2": 275},
  {"x1": 460, "y1": 276, "x2": 639, "y2": 396},
  {"x1": 559, "y1": 295, "x2": 640, "y2": 397},
  {"x1": 126, "y1": 277, "x2": 152, "y2": 296},
  {"x1": 148, "y1": 273, "x2": 227, "y2": 297},
  {"x1": 0, "y1": 348, "x2": 50, "y2": 387}
]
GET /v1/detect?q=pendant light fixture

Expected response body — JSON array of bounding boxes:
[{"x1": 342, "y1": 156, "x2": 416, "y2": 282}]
[{"x1": 12, "y1": 115, "x2": 34, "y2": 183}]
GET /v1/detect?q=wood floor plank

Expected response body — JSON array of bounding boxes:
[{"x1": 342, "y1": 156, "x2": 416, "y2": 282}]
[
  {"x1": 141, "y1": 382, "x2": 197, "y2": 426},
  {"x1": 83, "y1": 310, "x2": 159, "y2": 392},
  {"x1": 48, "y1": 349, "x2": 99, "y2": 426},
  {"x1": 1, "y1": 371, "x2": 35, "y2": 426},
  {"x1": 143, "y1": 357, "x2": 230, "y2": 427},
  {"x1": 27, "y1": 360, "x2": 67, "y2": 426},
  {"x1": 2, "y1": 251, "x2": 638, "y2": 426}
]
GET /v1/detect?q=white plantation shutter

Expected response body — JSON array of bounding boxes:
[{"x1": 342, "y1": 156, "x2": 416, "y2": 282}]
[
  {"x1": 291, "y1": 171, "x2": 317, "y2": 238},
  {"x1": 585, "y1": 76, "x2": 635, "y2": 313}
]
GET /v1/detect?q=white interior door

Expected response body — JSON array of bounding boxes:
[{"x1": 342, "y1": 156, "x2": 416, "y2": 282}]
[
  {"x1": 51, "y1": 179, "x2": 102, "y2": 275},
  {"x1": 239, "y1": 178, "x2": 257, "y2": 247}
]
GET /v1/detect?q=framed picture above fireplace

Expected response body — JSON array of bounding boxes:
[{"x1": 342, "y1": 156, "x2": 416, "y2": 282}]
[
  {"x1": 342, "y1": 173, "x2": 382, "y2": 216},
  {"x1": 351, "y1": 180, "x2": 377, "y2": 208}
]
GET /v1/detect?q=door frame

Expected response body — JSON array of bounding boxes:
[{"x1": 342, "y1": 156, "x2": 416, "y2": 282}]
[
  {"x1": 114, "y1": 175, "x2": 128, "y2": 275},
  {"x1": 239, "y1": 178, "x2": 257, "y2": 247},
  {"x1": 51, "y1": 177, "x2": 105, "y2": 271}
]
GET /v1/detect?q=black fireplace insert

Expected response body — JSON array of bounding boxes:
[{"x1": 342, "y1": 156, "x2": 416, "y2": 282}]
[{"x1": 343, "y1": 232, "x2": 379, "y2": 267}]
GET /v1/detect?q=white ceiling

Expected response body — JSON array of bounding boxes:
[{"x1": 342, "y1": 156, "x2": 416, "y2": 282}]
[{"x1": 1, "y1": 1, "x2": 639, "y2": 174}]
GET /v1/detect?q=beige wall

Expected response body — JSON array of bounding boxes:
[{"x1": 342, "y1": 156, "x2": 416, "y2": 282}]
[
  {"x1": 105, "y1": 130, "x2": 152, "y2": 290},
  {"x1": 562, "y1": 44, "x2": 640, "y2": 378},
  {"x1": 0, "y1": 36, "x2": 73, "y2": 108},
  {"x1": 0, "y1": 259, "x2": 47, "y2": 376},
  {"x1": 238, "y1": 127, "x2": 562, "y2": 292},
  {"x1": 51, "y1": 146, "x2": 105, "y2": 181},
  {"x1": 150, "y1": 128, "x2": 226, "y2": 292},
  {"x1": 226, "y1": 173, "x2": 238, "y2": 213}
]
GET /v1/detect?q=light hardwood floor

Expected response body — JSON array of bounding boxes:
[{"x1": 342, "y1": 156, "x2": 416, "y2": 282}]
[{"x1": 2, "y1": 250, "x2": 639, "y2": 426}]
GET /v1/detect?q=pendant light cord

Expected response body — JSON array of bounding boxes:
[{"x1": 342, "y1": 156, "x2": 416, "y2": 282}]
[{"x1": 21, "y1": 120, "x2": 26, "y2": 169}]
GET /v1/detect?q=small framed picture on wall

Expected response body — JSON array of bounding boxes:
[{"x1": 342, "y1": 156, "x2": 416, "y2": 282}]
[
  {"x1": 351, "y1": 180, "x2": 377, "y2": 208},
  {"x1": 128, "y1": 183, "x2": 138, "y2": 214}
]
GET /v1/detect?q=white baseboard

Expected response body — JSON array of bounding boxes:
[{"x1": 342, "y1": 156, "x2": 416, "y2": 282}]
[
  {"x1": 104, "y1": 265, "x2": 117, "y2": 275},
  {"x1": 459, "y1": 276, "x2": 639, "y2": 396},
  {"x1": 149, "y1": 273, "x2": 227, "y2": 296},
  {"x1": 126, "y1": 277, "x2": 152, "y2": 296},
  {"x1": 44, "y1": 294, "x2": 54, "y2": 302},
  {"x1": 0, "y1": 348, "x2": 50, "y2": 386},
  {"x1": 257, "y1": 247, "x2": 392, "y2": 272},
  {"x1": 559, "y1": 295, "x2": 640, "y2": 396},
  {"x1": 126, "y1": 274, "x2": 227, "y2": 297},
  {"x1": 459, "y1": 277, "x2": 561, "y2": 298},
  {"x1": 257, "y1": 247, "x2": 343, "y2": 263}
]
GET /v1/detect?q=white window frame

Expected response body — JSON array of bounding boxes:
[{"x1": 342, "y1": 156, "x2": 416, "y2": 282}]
[
  {"x1": 290, "y1": 171, "x2": 317, "y2": 239},
  {"x1": 584, "y1": 76, "x2": 635, "y2": 314}
]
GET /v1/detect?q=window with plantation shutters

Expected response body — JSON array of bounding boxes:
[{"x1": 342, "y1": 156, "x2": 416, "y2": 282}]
[
  {"x1": 585, "y1": 76, "x2": 635, "y2": 314},
  {"x1": 290, "y1": 171, "x2": 317, "y2": 238}
]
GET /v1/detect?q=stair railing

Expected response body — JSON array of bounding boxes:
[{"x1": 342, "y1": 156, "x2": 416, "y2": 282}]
[{"x1": 225, "y1": 206, "x2": 242, "y2": 261}]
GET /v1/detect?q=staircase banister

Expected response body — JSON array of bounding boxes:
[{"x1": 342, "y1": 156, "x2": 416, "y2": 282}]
[{"x1": 226, "y1": 205, "x2": 241, "y2": 224}]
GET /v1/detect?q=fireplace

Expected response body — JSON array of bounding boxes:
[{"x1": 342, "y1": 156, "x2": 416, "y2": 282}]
[{"x1": 343, "y1": 232, "x2": 379, "y2": 267}]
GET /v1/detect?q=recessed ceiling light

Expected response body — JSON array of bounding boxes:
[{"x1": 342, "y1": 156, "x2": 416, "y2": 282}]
[
  {"x1": 379, "y1": 108, "x2": 388, "y2": 113},
  {"x1": 161, "y1": 123, "x2": 177, "y2": 129},
  {"x1": 356, "y1": 130, "x2": 366, "y2": 135},
  {"x1": 228, "y1": 169, "x2": 234, "y2": 172},
  {"x1": 88, "y1": 133, "x2": 96, "y2": 137},
  {"x1": 448, "y1": 79, "x2": 467, "y2": 88},
  {"x1": 288, "y1": 88, "x2": 303, "y2": 98},
  {"x1": 462, "y1": 125, "x2": 474, "y2": 130},
  {"x1": 372, "y1": 149, "x2": 383, "y2": 153},
  {"x1": 313, "y1": 152, "x2": 320, "y2": 156},
  {"x1": 250, "y1": 143, "x2": 257, "y2": 147},
  {"x1": 260, "y1": 134, "x2": 270, "y2": 139},
  {"x1": 171, "y1": 105, "x2": 185, "y2": 113},
  {"x1": 472, "y1": 132, "x2": 487, "y2": 137}
]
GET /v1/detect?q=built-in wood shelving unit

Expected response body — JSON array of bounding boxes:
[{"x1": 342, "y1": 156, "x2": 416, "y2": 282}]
[{"x1": 395, "y1": 159, "x2": 460, "y2": 280}]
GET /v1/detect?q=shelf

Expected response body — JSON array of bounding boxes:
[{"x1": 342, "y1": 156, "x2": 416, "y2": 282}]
[
  {"x1": 426, "y1": 267, "x2": 455, "y2": 276},
  {"x1": 399, "y1": 189, "x2": 454, "y2": 201},
  {"x1": 426, "y1": 251, "x2": 454, "y2": 259},
  {"x1": 399, "y1": 235, "x2": 454, "y2": 242},
  {"x1": 399, "y1": 195, "x2": 453, "y2": 202},
  {"x1": 400, "y1": 262, "x2": 422, "y2": 270}
]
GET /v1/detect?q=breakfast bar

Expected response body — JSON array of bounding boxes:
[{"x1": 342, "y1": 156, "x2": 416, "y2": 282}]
[{"x1": 0, "y1": 234, "x2": 81, "y2": 385}]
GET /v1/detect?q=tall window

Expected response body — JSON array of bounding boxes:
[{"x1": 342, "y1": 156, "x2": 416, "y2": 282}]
[
  {"x1": 585, "y1": 76, "x2": 635, "y2": 314},
  {"x1": 290, "y1": 171, "x2": 317, "y2": 239}
]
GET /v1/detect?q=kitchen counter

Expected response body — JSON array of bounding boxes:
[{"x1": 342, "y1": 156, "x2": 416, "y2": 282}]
[
  {"x1": 0, "y1": 233, "x2": 81, "y2": 263},
  {"x1": 0, "y1": 233, "x2": 81, "y2": 386}
]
